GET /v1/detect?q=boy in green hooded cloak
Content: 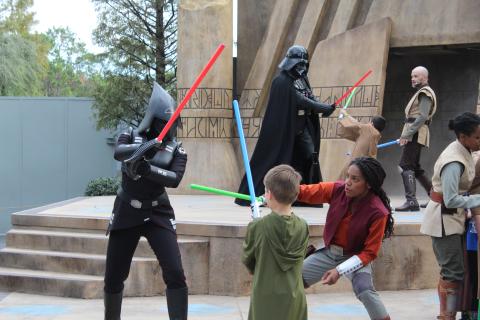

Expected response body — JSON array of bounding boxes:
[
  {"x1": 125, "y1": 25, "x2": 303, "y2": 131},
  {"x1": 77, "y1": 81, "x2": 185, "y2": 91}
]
[{"x1": 242, "y1": 164, "x2": 309, "y2": 320}]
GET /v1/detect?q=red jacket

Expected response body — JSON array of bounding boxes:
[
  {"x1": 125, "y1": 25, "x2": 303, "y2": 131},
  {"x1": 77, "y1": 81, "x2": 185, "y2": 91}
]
[{"x1": 298, "y1": 182, "x2": 388, "y2": 265}]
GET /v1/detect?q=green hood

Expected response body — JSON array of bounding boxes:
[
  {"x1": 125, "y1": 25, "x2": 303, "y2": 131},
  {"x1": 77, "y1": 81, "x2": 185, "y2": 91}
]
[{"x1": 263, "y1": 212, "x2": 308, "y2": 272}]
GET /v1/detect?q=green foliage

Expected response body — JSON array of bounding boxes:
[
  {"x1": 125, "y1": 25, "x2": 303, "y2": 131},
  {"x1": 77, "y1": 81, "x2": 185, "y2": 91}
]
[
  {"x1": 0, "y1": 0, "x2": 35, "y2": 36},
  {"x1": 92, "y1": 73, "x2": 150, "y2": 130},
  {"x1": 0, "y1": 33, "x2": 43, "y2": 95},
  {"x1": 91, "y1": 0, "x2": 178, "y2": 130},
  {"x1": 85, "y1": 177, "x2": 121, "y2": 196},
  {"x1": 0, "y1": 1, "x2": 103, "y2": 97},
  {"x1": 43, "y1": 27, "x2": 104, "y2": 97},
  {"x1": 0, "y1": 0, "x2": 179, "y2": 136},
  {"x1": 0, "y1": 0, "x2": 48, "y2": 95},
  {"x1": 92, "y1": 0, "x2": 177, "y2": 87}
]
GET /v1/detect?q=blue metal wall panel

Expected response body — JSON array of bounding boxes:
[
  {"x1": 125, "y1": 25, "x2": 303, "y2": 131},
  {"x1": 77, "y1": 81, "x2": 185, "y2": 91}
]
[{"x1": 0, "y1": 97, "x2": 116, "y2": 233}]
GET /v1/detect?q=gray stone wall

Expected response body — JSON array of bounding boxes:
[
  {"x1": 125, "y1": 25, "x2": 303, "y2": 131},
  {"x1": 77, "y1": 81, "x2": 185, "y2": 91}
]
[
  {"x1": 379, "y1": 51, "x2": 480, "y2": 195},
  {"x1": 0, "y1": 97, "x2": 116, "y2": 233}
]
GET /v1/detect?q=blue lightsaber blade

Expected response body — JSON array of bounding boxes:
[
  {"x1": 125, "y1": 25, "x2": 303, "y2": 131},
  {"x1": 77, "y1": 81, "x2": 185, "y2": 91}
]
[
  {"x1": 377, "y1": 139, "x2": 399, "y2": 149},
  {"x1": 233, "y1": 100, "x2": 261, "y2": 219}
]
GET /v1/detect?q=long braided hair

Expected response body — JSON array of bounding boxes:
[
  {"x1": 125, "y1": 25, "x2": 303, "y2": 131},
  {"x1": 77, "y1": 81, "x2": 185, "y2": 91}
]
[{"x1": 349, "y1": 157, "x2": 394, "y2": 239}]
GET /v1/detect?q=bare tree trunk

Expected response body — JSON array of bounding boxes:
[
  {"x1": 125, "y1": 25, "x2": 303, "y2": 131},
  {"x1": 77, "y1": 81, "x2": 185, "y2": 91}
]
[{"x1": 155, "y1": 0, "x2": 166, "y2": 86}]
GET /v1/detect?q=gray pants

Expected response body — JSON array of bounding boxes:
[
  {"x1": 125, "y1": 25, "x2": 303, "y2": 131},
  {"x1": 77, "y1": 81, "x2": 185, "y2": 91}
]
[
  {"x1": 303, "y1": 246, "x2": 389, "y2": 320},
  {"x1": 431, "y1": 234, "x2": 464, "y2": 282}
]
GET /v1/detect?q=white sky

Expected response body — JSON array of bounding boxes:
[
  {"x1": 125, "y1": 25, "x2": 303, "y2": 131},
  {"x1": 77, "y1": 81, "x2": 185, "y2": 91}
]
[{"x1": 31, "y1": 0, "x2": 102, "y2": 53}]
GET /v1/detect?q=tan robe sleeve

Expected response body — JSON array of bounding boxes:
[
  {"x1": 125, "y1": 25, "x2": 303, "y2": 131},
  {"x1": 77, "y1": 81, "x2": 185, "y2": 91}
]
[
  {"x1": 367, "y1": 127, "x2": 380, "y2": 158},
  {"x1": 338, "y1": 115, "x2": 361, "y2": 142}
]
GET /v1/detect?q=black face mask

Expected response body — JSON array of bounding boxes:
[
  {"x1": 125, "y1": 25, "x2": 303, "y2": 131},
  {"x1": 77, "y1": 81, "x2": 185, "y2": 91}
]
[
  {"x1": 149, "y1": 118, "x2": 168, "y2": 138},
  {"x1": 295, "y1": 63, "x2": 308, "y2": 77},
  {"x1": 289, "y1": 62, "x2": 308, "y2": 79},
  {"x1": 150, "y1": 118, "x2": 180, "y2": 141}
]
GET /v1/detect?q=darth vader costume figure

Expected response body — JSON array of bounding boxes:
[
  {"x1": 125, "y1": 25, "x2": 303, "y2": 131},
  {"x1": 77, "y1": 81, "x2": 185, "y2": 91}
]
[
  {"x1": 235, "y1": 45, "x2": 335, "y2": 206},
  {"x1": 104, "y1": 82, "x2": 188, "y2": 320}
]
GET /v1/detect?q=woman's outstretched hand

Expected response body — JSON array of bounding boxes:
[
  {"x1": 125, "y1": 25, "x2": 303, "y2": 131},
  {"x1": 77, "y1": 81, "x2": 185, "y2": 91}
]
[{"x1": 321, "y1": 268, "x2": 340, "y2": 285}]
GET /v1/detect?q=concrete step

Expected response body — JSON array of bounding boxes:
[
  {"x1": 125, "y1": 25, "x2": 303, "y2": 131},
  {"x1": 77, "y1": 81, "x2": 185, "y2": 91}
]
[
  {"x1": 0, "y1": 248, "x2": 156, "y2": 277},
  {"x1": 0, "y1": 227, "x2": 210, "y2": 297},
  {"x1": 0, "y1": 242, "x2": 208, "y2": 297},
  {"x1": 0, "y1": 266, "x2": 165, "y2": 299},
  {"x1": 0, "y1": 267, "x2": 104, "y2": 298},
  {"x1": 5, "y1": 228, "x2": 208, "y2": 258},
  {"x1": 5, "y1": 208, "x2": 211, "y2": 297},
  {"x1": 12, "y1": 213, "x2": 108, "y2": 231}
]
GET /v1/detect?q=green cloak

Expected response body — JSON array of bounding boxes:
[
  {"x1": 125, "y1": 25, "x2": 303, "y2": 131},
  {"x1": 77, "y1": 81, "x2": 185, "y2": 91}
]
[{"x1": 242, "y1": 212, "x2": 309, "y2": 320}]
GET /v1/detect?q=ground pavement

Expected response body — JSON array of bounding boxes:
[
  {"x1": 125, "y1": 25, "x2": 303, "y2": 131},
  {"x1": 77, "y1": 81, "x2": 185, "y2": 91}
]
[{"x1": 0, "y1": 289, "x2": 441, "y2": 320}]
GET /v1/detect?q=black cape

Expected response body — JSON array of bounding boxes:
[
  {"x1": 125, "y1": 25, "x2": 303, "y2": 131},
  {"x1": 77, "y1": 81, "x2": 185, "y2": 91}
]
[{"x1": 235, "y1": 71, "x2": 321, "y2": 206}]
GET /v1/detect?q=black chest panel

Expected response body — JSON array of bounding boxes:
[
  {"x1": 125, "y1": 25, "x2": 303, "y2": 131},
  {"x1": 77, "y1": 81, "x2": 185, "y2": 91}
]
[
  {"x1": 294, "y1": 78, "x2": 313, "y2": 132},
  {"x1": 112, "y1": 131, "x2": 181, "y2": 232},
  {"x1": 294, "y1": 78, "x2": 314, "y2": 101}
]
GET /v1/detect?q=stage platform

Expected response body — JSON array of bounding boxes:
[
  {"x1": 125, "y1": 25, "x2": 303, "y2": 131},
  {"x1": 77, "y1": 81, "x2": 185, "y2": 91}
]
[{"x1": 0, "y1": 195, "x2": 438, "y2": 298}]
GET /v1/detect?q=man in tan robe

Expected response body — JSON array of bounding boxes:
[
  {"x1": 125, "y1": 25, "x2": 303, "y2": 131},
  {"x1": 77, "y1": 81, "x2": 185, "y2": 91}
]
[
  {"x1": 337, "y1": 110, "x2": 386, "y2": 179},
  {"x1": 396, "y1": 66, "x2": 437, "y2": 211}
]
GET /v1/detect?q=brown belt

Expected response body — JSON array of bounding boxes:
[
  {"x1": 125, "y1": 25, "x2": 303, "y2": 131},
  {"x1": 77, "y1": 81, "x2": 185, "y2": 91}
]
[
  {"x1": 430, "y1": 190, "x2": 457, "y2": 214},
  {"x1": 430, "y1": 190, "x2": 443, "y2": 203},
  {"x1": 405, "y1": 117, "x2": 431, "y2": 125}
]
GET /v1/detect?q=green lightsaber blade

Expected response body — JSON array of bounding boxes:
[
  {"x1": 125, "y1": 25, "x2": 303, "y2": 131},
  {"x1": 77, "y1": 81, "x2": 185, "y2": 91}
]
[
  {"x1": 339, "y1": 87, "x2": 357, "y2": 119},
  {"x1": 190, "y1": 184, "x2": 263, "y2": 202},
  {"x1": 343, "y1": 87, "x2": 357, "y2": 110}
]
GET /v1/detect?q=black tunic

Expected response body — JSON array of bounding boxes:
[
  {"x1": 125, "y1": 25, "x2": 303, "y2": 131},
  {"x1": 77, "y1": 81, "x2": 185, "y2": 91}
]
[
  {"x1": 108, "y1": 132, "x2": 187, "y2": 233},
  {"x1": 235, "y1": 71, "x2": 321, "y2": 205}
]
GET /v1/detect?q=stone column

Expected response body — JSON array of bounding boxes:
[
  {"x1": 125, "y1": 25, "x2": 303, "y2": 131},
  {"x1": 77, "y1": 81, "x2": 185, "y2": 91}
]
[
  {"x1": 175, "y1": 0, "x2": 239, "y2": 194},
  {"x1": 308, "y1": 18, "x2": 392, "y2": 181}
]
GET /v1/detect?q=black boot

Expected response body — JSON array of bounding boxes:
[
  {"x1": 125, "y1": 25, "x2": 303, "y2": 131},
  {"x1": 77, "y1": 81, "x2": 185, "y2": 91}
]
[
  {"x1": 104, "y1": 290, "x2": 123, "y2": 320},
  {"x1": 395, "y1": 170, "x2": 420, "y2": 212},
  {"x1": 166, "y1": 287, "x2": 188, "y2": 320},
  {"x1": 416, "y1": 173, "x2": 432, "y2": 208}
]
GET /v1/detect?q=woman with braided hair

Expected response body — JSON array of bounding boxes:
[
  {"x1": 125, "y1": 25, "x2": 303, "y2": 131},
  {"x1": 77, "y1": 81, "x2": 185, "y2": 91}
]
[{"x1": 298, "y1": 157, "x2": 393, "y2": 320}]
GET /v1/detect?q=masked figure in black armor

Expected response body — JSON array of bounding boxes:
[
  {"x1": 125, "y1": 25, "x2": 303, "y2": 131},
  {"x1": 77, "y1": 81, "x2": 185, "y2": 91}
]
[
  {"x1": 104, "y1": 82, "x2": 188, "y2": 320},
  {"x1": 235, "y1": 45, "x2": 335, "y2": 206}
]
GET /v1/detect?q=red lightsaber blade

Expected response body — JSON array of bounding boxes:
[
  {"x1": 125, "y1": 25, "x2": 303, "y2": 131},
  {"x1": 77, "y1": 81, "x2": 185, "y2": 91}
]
[
  {"x1": 156, "y1": 43, "x2": 226, "y2": 142},
  {"x1": 124, "y1": 44, "x2": 225, "y2": 165},
  {"x1": 334, "y1": 70, "x2": 372, "y2": 106}
]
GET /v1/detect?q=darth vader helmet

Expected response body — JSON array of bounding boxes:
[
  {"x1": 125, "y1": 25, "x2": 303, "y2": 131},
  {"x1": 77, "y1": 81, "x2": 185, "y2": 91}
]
[{"x1": 278, "y1": 45, "x2": 309, "y2": 78}]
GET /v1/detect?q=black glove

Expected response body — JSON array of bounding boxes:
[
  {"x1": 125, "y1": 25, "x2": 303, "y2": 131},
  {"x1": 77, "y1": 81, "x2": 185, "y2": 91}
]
[
  {"x1": 322, "y1": 103, "x2": 336, "y2": 118},
  {"x1": 125, "y1": 158, "x2": 151, "y2": 180},
  {"x1": 135, "y1": 159, "x2": 151, "y2": 176},
  {"x1": 143, "y1": 139, "x2": 166, "y2": 160}
]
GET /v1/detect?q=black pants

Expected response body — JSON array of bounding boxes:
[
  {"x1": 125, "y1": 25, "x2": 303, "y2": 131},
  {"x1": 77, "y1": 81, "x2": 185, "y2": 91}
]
[
  {"x1": 292, "y1": 130, "x2": 315, "y2": 183},
  {"x1": 104, "y1": 222, "x2": 186, "y2": 294},
  {"x1": 399, "y1": 133, "x2": 425, "y2": 176}
]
